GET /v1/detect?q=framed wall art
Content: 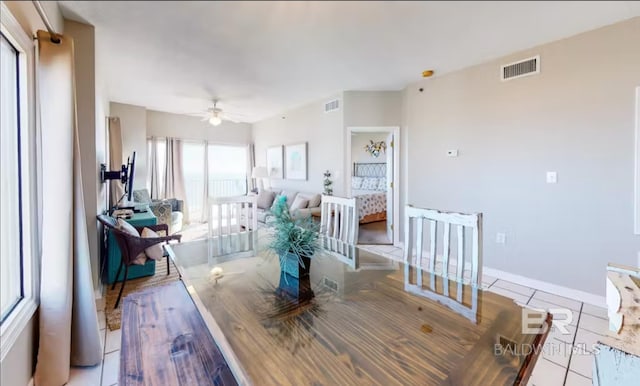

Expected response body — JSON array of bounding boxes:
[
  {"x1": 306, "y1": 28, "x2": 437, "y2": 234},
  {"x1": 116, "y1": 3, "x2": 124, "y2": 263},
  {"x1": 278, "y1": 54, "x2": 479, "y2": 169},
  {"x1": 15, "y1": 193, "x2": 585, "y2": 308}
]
[{"x1": 285, "y1": 142, "x2": 308, "y2": 180}]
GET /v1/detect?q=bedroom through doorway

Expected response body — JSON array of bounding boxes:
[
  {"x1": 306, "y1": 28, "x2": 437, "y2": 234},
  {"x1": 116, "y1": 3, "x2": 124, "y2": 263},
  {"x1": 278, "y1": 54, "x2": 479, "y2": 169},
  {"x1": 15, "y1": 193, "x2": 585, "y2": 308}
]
[{"x1": 347, "y1": 127, "x2": 399, "y2": 246}]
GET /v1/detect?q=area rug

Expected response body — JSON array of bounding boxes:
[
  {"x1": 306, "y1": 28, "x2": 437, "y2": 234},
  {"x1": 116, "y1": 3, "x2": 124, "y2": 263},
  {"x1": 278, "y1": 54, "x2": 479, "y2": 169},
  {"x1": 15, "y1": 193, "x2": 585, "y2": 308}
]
[
  {"x1": 105, "y1": 259, "x2": 181, "y2": 331},
  {"x1": 358, "y1": 221, "x2": 392, "y2": 245}
]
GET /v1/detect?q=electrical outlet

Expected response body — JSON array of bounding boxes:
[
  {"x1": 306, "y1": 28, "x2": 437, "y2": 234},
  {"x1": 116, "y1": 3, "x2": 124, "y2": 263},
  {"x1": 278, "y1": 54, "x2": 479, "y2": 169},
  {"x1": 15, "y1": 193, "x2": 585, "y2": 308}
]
[
  {"x1": 496, "y1": 232, "x2": 506, "y2": 244},
  {"x1": 546, "y1": 171, "x2": 557, "y2": 184}
]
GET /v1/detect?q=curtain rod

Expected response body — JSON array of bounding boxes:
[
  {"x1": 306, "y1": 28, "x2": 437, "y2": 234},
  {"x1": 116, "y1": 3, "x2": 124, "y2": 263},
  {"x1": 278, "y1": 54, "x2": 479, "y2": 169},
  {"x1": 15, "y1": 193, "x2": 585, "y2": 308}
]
[{"x1": 32, "y1": 0, "x2": 61, "y2": 43}]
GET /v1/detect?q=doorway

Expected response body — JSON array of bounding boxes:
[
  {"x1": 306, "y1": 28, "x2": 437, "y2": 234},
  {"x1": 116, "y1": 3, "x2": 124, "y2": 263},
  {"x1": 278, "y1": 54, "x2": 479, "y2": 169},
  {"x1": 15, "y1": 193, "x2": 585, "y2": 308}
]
[{"x1": 346, "y1": 127, "x2": 400, "y2": 246}]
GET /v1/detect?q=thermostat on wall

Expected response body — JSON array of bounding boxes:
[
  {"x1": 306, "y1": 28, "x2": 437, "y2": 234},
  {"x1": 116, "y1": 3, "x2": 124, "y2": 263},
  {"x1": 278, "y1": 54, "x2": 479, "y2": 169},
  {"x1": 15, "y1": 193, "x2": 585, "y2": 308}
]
[{"x1": 447, "y1": 150, "x2": 459, "y2": 157}]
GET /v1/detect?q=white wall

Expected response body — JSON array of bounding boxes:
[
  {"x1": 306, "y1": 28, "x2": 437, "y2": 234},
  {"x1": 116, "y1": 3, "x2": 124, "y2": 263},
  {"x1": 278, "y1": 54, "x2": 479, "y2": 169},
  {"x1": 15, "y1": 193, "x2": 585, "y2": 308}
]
[
  {"x1": 110, "y1": 102, "x2": 147, "y2": 190},
  {"x1": 146, "y1": 109, "x2": 252, "y2": 144},
  {"x1": 2, "y1": 3, "x2": 64, "y2": 385},
  {"x1": 252, "y1": 94, "x2": 346, "y2": 195},
  {"x1": 351, "y1": 133, "x2": 388, "y2": 166},
  {"x1": 403, "y1": 17, "x2": 640, "y2": 296}
]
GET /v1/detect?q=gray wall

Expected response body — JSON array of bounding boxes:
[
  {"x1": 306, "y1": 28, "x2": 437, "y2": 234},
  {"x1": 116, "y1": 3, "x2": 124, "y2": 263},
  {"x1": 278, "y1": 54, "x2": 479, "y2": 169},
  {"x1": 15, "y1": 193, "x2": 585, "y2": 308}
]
[
  {"x1": 252, "y1": 93, "x2": 346, "y2": 195},
  {"x1": 146, "y1": 109, "x2": 252, "y2": 145},
  {"x1": 403, "y1": 17, "x2": 640, "y2": 295},
  {"x1": 110, "y1": 102, "x2": 148, "y2": 190},
  {"x1": 343, "y1": 90, "x2": 402, "y2": 128}
]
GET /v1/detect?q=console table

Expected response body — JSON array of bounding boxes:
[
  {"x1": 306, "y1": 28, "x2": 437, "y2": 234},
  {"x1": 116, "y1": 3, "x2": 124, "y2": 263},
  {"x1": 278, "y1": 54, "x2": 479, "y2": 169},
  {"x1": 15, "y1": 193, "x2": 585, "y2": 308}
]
[{"x1": 105, "y1": 207, "x2": 157, "y2": 284}]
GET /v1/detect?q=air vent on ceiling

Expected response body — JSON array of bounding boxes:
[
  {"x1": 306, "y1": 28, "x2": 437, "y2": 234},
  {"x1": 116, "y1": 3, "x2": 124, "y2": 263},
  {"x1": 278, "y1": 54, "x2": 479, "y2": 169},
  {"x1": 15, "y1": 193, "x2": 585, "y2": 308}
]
[
  {"x1": 324, "y1": 99, "x2": 340, "y2": 113},
  {"x1": 501, "y1": 55, "x2": 540, "y2": 81}
]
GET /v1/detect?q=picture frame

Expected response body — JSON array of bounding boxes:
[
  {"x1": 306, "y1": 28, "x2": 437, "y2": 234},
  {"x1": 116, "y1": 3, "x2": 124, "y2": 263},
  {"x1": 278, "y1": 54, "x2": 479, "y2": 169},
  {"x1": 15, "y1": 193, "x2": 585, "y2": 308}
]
[
  {"x1": 285, "y1": 142, "x2": 308, "y2": 180},
  {"x1": 266, "y1": 145, "x2": 284, "y2": 179}
]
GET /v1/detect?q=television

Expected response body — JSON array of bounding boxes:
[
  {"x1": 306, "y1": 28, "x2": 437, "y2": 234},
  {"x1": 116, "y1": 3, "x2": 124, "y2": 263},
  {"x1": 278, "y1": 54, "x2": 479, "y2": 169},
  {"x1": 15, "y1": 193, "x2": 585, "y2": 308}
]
[
  {"x1": 100, "y1": 151, "x2": 137, "y2": 209},
  {"x1": 125, "y1": 151, "x2": 136, "y2": 203}
]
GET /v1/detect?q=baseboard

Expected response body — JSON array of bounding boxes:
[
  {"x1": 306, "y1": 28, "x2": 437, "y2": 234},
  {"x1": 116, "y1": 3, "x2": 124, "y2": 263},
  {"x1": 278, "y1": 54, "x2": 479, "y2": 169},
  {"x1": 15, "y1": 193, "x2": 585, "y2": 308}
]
[
  {"x1": 483, "y1": 267, "x2": 606, "y2": 307},
  {"x1": 94, "y1": 285, "x2": 103, "y2": 300},
  {"x1": 379, "y1": 242, "x2": 606, "y2": 307}
]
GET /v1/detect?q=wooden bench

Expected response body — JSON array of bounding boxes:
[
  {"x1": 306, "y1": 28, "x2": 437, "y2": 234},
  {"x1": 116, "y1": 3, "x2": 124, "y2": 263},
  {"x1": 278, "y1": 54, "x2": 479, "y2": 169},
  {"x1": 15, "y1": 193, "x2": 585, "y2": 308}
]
[{"x1": 120, "y1": 280, "x2": 237, "y2": 385}]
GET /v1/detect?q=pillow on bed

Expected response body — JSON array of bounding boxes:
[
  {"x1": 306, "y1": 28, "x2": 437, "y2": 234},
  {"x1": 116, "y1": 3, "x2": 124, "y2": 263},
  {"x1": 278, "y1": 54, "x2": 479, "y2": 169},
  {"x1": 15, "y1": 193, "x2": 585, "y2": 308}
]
[
  {"x1": 377, "y1": 177, "x2": 387, "y2": 190},
  {"x1": 361, "y1": 177, "x2": 379, "y2": 190},
  {"x1": 351, "y1": 176, "x2": 364, "y2": 189}
]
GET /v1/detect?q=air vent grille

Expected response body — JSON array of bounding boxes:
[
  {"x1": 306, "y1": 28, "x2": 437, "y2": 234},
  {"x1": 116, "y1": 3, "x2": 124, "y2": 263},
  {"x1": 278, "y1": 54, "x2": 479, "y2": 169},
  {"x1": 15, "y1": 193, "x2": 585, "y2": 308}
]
[
  {"x1": 324, "y1": 99, "x2": 340, "y2": 113},
  {"x1": 501, "y1": 55, "x2": 540, "y2": 81},
  {"x1": 322, "y1": 276, "x2": 338, "y2": 292}
]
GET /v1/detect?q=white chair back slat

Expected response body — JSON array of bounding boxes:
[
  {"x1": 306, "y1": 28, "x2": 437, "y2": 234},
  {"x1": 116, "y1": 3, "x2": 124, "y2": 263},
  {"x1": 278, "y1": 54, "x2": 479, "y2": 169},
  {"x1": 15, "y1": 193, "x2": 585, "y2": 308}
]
[
  {"x1": 442, "y1": 222, "x2": 451, "y2": 278},
  {"x1": 428, "y1": 220, "x2": 437, "y2": 273},
  {"x1": 415, "y1": 217, "x2": 424, "y2": 288},
  {"x1": 456, "y1": 225, "x2": 465, "y2": 283},
  {"x1": 320, "y1": 195, "x2": 358, "y2": 267}
]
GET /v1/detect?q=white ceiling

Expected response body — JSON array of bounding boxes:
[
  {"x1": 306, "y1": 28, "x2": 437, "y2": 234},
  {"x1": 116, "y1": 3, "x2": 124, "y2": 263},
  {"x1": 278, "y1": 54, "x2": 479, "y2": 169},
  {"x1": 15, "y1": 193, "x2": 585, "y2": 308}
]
[{"x1": 58, "y1": 1, "x2": 640, "y2": 123}]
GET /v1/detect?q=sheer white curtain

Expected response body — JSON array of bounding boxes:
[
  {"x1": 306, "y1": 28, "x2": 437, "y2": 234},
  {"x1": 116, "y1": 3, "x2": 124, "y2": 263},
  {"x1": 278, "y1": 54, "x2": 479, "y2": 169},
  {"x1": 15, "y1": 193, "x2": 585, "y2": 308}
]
[{"x1": 34, "y1": 30, "x2": 102, "y2": 386}]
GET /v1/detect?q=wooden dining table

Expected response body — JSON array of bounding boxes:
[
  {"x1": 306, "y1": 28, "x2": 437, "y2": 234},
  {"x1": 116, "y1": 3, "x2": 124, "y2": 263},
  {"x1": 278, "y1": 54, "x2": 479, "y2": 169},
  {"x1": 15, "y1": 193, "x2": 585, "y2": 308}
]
[{"x1": 169, "y1": 231, "x2": 551, "y2": 386}]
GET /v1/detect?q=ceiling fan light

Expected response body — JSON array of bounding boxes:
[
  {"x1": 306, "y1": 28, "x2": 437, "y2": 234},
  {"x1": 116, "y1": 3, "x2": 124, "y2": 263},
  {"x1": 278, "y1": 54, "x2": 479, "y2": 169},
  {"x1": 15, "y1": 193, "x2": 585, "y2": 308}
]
[{"x1": 209, "y1": 115, "x2": 222, "y2": 126}]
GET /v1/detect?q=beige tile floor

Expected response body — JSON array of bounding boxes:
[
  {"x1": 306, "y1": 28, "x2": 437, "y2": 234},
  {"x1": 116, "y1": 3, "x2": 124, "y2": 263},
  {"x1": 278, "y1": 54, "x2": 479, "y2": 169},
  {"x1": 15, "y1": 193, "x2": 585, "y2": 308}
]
[{"x1": 69, "y1": 244, "x2": 608, "y2": 386}]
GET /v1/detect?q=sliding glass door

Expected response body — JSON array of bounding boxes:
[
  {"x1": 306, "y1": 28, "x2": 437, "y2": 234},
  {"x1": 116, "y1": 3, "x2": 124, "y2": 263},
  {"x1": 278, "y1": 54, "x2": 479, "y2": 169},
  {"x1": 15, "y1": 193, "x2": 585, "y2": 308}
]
[
  {"x1": 207, "y1": 144, "x2": 248, "y2": 199},
  {"x1": 148, "y1": 138, "x2": 248, "y2": 223}
]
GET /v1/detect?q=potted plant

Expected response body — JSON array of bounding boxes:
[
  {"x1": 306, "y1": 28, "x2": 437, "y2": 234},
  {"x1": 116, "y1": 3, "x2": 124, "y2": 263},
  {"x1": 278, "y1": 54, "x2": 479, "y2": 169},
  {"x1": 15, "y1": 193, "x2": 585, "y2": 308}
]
[{"x1": 267, "y1": 195, "x2": 320, "y2": 279}]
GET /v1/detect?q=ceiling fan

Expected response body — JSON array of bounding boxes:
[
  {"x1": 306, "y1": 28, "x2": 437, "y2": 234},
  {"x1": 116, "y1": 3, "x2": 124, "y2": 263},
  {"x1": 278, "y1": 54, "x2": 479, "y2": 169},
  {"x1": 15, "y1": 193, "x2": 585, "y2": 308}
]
[{"x1": 193, "y1": 99, "x2": 244, "y2": 126}]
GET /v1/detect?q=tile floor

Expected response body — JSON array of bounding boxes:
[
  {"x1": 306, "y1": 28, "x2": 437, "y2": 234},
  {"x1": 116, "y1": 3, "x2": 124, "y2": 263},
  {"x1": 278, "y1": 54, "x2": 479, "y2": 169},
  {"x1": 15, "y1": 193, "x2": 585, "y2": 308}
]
[
  {"x1": 67, "y1": 297, "x2": 119, "y2": 386},
  {"x1": 68, "y1": 244, "x2": 608, "y2": 386}
]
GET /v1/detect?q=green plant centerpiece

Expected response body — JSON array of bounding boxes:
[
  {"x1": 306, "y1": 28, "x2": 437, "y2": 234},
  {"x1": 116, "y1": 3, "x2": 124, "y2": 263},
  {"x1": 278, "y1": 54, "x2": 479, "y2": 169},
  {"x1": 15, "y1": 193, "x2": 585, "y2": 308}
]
[{"x1": 267, "y1": 195, "x2": 320, "y2": 279}]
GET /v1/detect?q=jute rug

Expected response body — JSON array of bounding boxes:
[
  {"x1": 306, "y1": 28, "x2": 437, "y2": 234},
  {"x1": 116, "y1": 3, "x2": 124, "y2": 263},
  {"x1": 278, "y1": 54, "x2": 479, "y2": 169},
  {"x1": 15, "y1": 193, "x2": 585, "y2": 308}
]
[{"x1": 105, "y1": 259, "x2": 181, "y2": 331}]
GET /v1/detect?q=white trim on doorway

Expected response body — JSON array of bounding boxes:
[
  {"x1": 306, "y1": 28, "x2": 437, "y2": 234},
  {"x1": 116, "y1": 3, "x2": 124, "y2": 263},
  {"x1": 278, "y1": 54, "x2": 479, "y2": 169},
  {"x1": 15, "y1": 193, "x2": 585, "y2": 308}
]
[{"x1": 346, "y1": 126, "x2": 400, "y2": 245}]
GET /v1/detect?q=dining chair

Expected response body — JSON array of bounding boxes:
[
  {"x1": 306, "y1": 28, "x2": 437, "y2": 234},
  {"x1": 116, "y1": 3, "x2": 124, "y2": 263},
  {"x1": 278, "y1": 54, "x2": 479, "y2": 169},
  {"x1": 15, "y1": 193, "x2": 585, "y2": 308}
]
[
  {"x1": 320, "y1": 195, "x2": 358, "y2": 267},
  {"x1": 207, "y1": 195, "x2": 257, "y2": 257},
  {"x1": 403, "y1": 205, "x2": 483, "y2": 287},
  {"x1": 402, "y1": 205, "x2": 483, "y2": 323},
  {"x1": 97, "y1": 214, "x2": 182, "y2": 308},
  {"x1": 208, "y1": 195, "x2": 257, "y2": 236}
]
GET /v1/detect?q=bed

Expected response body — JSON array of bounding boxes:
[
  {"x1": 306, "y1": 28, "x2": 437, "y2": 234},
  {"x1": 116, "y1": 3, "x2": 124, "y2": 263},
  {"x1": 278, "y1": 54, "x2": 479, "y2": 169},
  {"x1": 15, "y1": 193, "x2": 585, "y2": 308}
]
[{"x1": 352, "y1": 163, "x2": 387, "y2": 224}]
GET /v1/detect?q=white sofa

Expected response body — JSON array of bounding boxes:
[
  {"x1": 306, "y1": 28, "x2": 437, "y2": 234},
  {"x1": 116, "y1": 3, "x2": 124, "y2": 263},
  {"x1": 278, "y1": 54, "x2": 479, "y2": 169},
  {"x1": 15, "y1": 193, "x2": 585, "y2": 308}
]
[{"x1": 255, "y1": 189, "x2": 322, "y2": 223}]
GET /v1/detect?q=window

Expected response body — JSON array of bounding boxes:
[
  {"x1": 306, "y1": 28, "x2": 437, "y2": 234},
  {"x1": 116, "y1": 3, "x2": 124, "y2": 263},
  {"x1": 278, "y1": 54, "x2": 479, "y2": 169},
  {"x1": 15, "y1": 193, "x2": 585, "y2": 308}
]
[
  {"x1": 0, "y1": 33, "x2": 23, "y2": 322},
  {"x1": 207, "y1": 144, "x2": 248, "y2": 199},
  {"x1": 1, "y1": 4, "x2": 38, "y2": 354}
]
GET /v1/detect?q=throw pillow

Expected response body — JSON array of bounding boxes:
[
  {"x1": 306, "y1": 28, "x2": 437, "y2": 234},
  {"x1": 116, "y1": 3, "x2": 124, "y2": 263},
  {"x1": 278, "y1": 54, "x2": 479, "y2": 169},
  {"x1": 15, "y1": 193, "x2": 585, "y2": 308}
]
[
  {"x1": 352, "y1": 176, "x2": 364, "y2": 189},
  {"x1": 290, "y1": 195, "x2": 309, "y2": 211},
  {"x1": 117, "y1": 219, "x2": 147, "y2": 265},
  {"x1": 281, "y1": 190, "x2": 298, "y2": 208},
  {"x1": 361, "y1": 177, "x2": 379, "y2": 190},
  {"x1": 141, "y1": 227, "x2": 164, "y2": 260},
  {"x1": 257, "y1": 190, "x2": 276, "y2": 209},
  {"x1": 117, "y1": 218, "x2": 139, "y2": 236},
  {"x1": 377, "y1": 177, "x2": 387, "y2": 191},
  {"x1": 132, "y1": 189, "x2": 152, "y2": 204},
  {"x1": 307, "y1": 194, "x2": 321, "y2": 208}
]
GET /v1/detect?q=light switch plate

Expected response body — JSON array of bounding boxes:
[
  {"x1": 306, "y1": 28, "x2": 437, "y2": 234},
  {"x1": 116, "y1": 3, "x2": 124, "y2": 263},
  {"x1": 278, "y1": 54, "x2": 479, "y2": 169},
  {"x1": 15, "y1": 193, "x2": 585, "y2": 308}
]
[
  {"x1": 447, "y1": 150, "x2": 459, "y2": 157},
  {"x1": 496, "y1": 233, "x2": 506, "y2": 244},
  {"x1": 546, "y1": 172, "x2": 557, "y2": 184}
]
